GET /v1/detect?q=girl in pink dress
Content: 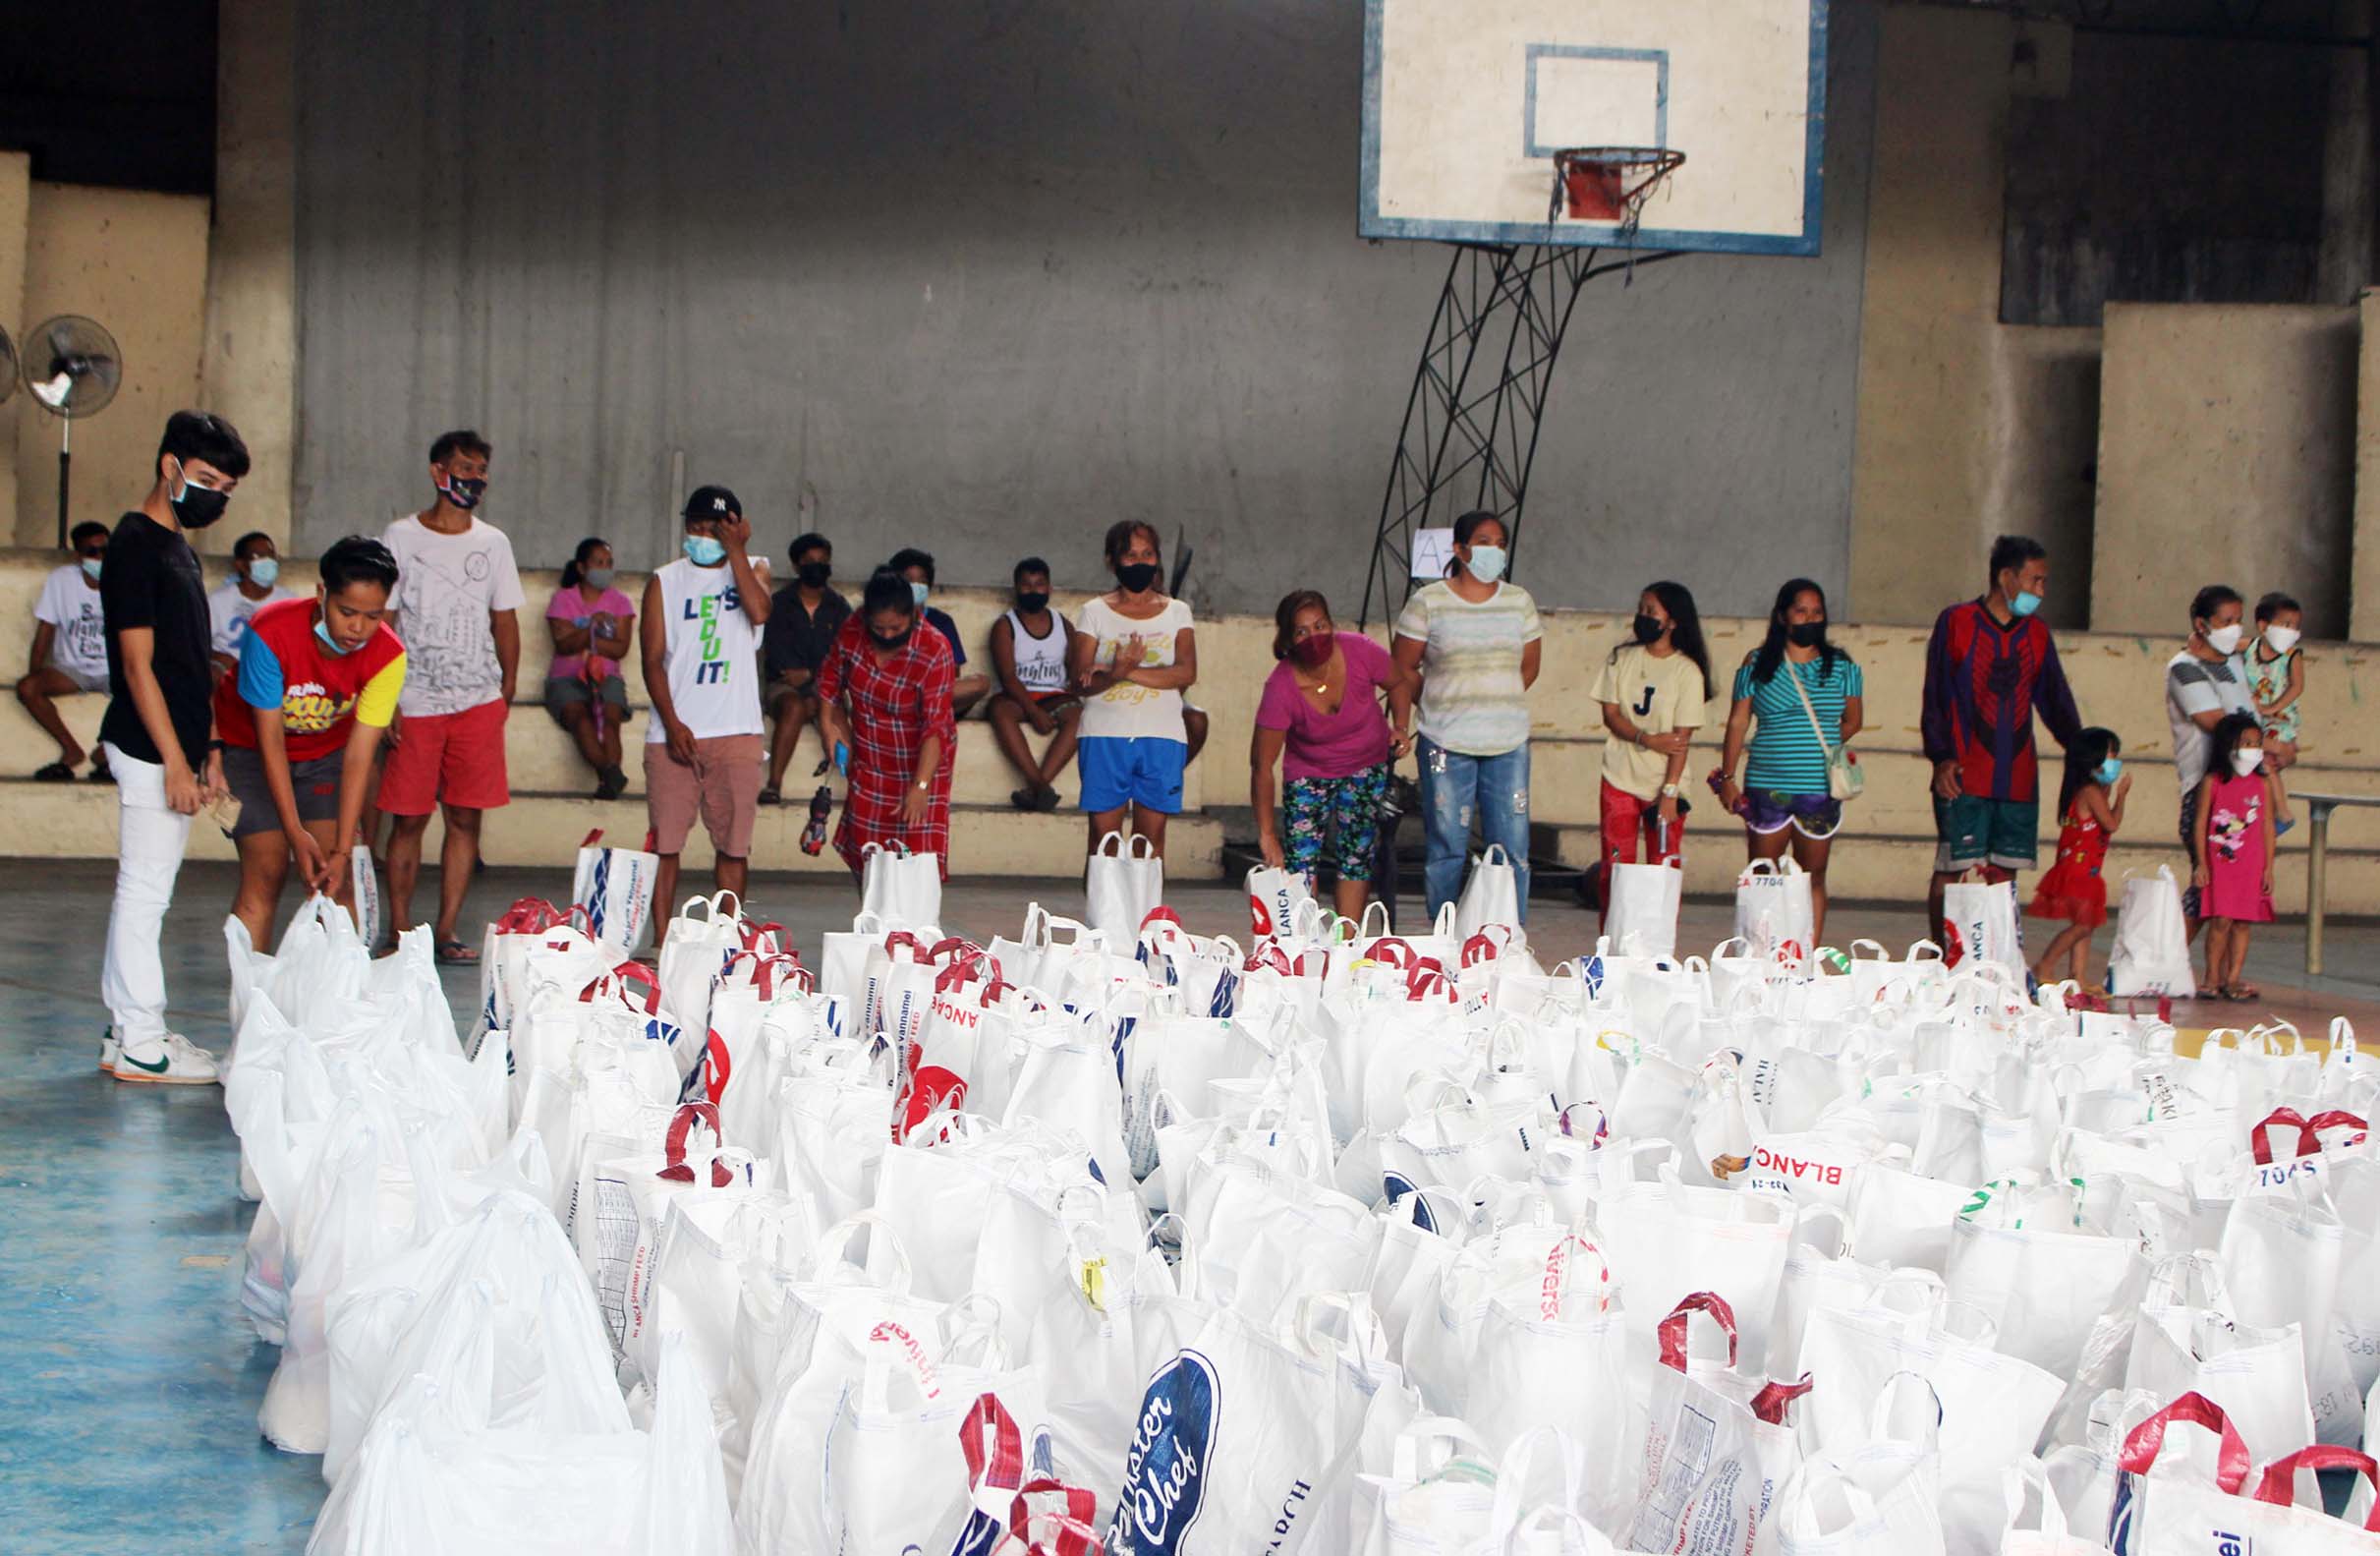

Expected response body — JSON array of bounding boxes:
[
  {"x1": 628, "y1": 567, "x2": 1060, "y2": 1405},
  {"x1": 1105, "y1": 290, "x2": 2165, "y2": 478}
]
[{"x1": 2190, "y1": 711, "x2": 2275, "y2": 1001}]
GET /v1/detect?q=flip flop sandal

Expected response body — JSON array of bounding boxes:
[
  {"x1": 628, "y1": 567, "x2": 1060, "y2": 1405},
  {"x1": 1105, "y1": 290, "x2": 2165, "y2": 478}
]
[
  {"x1": 32, "y1": 762, "x2": 73, "y2": 782},
  {"x1": 2230, "y1": 983, "x2": 2261, "y2": 1002},
  {"x1": 87, "y1": 756, "x2": 114, "y2": 783},
  {"x1": 434, "y1": 938, "x2": 482, "y2": 966},
  {"x1": 759, "y1": 786, "x2": 782, "y2": 806}
]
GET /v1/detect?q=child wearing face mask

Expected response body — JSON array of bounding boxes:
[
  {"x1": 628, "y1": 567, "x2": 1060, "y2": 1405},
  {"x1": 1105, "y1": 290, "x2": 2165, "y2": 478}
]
[
  {"x1": 2027, "y1": 726, "x2": 2129, "y2": 996},
  {"x1": 2244, "y1": 592, "x2": 2304, "y2": 833},
  {"x1": 2191, "y1": 712, "x2": 2275, "y2": 1002}
]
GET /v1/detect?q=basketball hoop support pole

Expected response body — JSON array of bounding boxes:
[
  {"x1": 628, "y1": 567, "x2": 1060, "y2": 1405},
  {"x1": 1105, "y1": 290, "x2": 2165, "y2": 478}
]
[{"x1": 1360, "y1": 243, "x2": 1683, "y2": 629}]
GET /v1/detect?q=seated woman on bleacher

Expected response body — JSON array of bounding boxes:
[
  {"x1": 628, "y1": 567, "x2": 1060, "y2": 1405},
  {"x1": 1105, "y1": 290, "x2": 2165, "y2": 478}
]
[{"x1": 543, "y1": 537, "x2": 635, "y2": 801}]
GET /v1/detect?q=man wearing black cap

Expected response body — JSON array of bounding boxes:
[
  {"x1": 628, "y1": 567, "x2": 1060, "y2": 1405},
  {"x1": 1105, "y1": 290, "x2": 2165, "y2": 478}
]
[{"x1": 640, "y1": 485, "x2": 771, "y2": 915}]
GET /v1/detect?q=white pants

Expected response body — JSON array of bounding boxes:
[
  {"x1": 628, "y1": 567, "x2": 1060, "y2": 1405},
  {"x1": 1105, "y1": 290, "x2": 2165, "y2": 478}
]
[{"x1": 100, "y1": 742, "x2": 195, "y2": 1046}]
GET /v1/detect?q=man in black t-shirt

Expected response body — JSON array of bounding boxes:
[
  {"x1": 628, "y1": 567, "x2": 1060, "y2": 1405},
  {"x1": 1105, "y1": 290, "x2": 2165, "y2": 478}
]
[
  {"x1": 760, "y1": 531, "x2": 851, "y2": 799},
  {"x1": 98, "y1": 411, "x2": 249, "y2": 1085}
]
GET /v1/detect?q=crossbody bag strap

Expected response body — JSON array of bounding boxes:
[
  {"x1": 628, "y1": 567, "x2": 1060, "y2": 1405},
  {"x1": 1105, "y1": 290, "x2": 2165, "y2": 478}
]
[{"x1": 1784, "y1": 658, "x2": 1838, "y2": 757}]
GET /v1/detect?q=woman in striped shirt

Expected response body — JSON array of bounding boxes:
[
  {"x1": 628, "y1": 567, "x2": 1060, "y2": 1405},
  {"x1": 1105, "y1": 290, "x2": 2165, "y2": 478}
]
[{"x1": 1714, "y1": 578, "x2": 1864, "y2": 945}]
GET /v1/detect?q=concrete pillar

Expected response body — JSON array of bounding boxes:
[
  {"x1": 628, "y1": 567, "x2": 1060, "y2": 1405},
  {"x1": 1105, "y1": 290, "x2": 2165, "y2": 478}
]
[
  {"x1": 200, "y1": 0, "x2": 299, "y2": 555},
  {"x1": 2355, "y1": 288, "x2": 2380, "y2": 642},
  {"x1": 2318, "y1": 0, "x2": 2376, "y2": 304},
  {"x1": 0, "y1": 152, "x2": 28, "y2": 546}
]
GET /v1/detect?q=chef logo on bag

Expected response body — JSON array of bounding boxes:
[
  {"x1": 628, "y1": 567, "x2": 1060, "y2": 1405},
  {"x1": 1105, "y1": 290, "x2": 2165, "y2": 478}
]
[
  {"x1": 1383, "y1": 1172, "x2": 1438, "y2": 1233},
  {"x1": 1109, "y1": 1350, "x2": 1218, "y2": 1554}
]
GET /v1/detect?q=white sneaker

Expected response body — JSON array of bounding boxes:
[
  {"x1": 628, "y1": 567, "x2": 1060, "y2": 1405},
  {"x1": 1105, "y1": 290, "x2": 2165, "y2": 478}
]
[
  {"x1": 99, "y1": 1026, "x2": 119, "y2": 1070},
  {"x1": 109, "y1": 1032, "x2": 221, "y2": 1086}
]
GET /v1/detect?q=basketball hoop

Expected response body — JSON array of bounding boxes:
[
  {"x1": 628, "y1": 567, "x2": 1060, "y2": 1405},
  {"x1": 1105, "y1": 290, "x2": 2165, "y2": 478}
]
[{"x1": 1549, "y1": 146, "x2": 1686, "y2": 237}]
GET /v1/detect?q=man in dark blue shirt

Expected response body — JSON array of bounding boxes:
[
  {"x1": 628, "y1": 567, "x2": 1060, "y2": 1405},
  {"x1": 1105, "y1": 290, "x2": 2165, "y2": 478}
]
[{"x1": 888, "y1": 547, "x2": 989, "y2": 716}]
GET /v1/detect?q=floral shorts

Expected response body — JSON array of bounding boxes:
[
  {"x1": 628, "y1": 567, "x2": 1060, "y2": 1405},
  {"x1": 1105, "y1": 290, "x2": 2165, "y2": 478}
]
[{"x1": 1283, "y1": 763, "x2": 1392, "y2": 886}]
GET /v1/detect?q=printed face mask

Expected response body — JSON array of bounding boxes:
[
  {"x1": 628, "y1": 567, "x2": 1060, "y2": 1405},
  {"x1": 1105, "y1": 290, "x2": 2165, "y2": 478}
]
[
  {"x1": 1465, "y1": 546, "x2": 1508, "y2": 584},
  {"x1": 2204, "y1": 622, "x2": 2245, "y2": 656},
  {"x1": 684, "y1": 535, "x2": 727, "y2": 566},
  {"x1": 2231, "y1": 748, "x2": 2264, "y2": 776},
  {"x1": 440, "y1": 475, "x2": 487, "y2": 511},
  {"x1": 247, "y1": 556, "x2": 280, "y2": 588},
  {"x1": 1290, "y1": 631, "x2": 1334, "y2": 668}
]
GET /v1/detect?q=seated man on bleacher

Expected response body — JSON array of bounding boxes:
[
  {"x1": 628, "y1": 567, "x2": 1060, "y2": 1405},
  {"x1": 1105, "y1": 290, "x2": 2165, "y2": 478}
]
[{"x1": 20, "y1": 520, "x2": 114, "y2": 782}]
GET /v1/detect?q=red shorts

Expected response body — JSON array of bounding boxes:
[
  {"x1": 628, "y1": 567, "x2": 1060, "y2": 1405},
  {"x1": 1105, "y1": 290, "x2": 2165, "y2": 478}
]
[
  {"x1": 377, "y1": 698, "x2": 512, "y2": 814},
  {"x1": 1600, "y1": 778, "x2": 1684, "y2": 866}
]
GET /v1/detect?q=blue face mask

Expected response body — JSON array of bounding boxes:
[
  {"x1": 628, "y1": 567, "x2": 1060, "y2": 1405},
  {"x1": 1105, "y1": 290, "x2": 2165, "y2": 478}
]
[
  {"x1": 1466, "y1": 545, "x2": 1508, "y2": 584},
  {"x1": 2010, "y1": 590, "x2": 2042, "y2": 618},
  {"x1": 2095, "y1": 757, "x2": 2123, "y2": 785},
  {"x1": 247, "y1": 556, "x2": 280, "y2": 588},
  {"x1": 313, "y1": 618, "x2": 357, "y2": 657},
  {"x1": 910, "y1": 580, "x2": 931, "y2": 608},
  {"x1": 80, "y1": 557, "x2": 102, "y2": 583},
  {"x1": 684, "y1": 535, "x2": 726, "y2": 566}
]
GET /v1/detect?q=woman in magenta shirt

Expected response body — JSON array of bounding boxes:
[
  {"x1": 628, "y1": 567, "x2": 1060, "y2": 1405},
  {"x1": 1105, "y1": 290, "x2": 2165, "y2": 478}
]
[{"x1": 1251, "y1": 589, "x2": 1419, "y2": 917}]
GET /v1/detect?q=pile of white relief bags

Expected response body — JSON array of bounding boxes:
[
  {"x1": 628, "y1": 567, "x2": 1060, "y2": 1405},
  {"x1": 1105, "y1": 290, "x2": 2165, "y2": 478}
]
[{"x1": 217, "y1": 874, "x2": 2380, "y2": 1555}]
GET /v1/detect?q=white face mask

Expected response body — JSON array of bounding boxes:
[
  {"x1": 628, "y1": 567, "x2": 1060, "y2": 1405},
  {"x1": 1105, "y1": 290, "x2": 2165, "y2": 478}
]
[
  {"x1": 2203, "y1": 622, "x2": 2244, "y2": 656},
  {"x1": 2232, "y1": 748, "x2": 2265, "y2": 776},
  {"x1": 2263, "y1": 625, "x2": 2301, "y2": 654}
]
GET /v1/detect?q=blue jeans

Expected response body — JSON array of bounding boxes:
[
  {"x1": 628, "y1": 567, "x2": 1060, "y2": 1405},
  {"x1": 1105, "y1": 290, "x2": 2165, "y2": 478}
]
[{"x1": 1418, "y1": 737, "x2": 1531, "y2": 924}]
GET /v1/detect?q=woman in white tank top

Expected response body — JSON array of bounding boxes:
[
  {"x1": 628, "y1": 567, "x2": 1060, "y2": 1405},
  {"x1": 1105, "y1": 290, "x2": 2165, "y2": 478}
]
[{"x1": 990, "y1": 556, "x2": 1083, "y2": 812}]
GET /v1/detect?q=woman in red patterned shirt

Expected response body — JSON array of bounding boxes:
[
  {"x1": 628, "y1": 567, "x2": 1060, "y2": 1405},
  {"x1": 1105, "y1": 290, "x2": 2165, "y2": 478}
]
[{"x1": 817, "y1": 569, "x2": 958, "y2": 882}]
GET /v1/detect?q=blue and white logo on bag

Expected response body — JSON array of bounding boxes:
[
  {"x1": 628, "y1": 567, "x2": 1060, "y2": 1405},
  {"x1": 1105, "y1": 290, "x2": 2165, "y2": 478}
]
[
  {"x1": 1581, "y1": 953, "x2": 1606, "y2": 999},
  {"x1": 1384, "y1": 1172, "x2": 1438, "y2": 1232},
  {"x1": 1108, "y1": 1350, "x2": 1219, "y2": 1555}
]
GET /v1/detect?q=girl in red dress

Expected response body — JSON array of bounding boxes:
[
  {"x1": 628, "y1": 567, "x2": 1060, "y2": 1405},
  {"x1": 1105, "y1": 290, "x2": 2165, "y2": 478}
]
[
  {"x1": 817, "y1": 570, "x2": 958, "y2": 883},
  {"x1": 2028, "y1": 726, "x2": 2129, "y2": 993}
]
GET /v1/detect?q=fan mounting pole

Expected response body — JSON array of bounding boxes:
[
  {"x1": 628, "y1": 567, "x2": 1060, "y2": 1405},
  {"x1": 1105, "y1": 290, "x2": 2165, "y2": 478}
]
[{"x1": 56, "y1": 417, "x2": 71, "y2": 550}]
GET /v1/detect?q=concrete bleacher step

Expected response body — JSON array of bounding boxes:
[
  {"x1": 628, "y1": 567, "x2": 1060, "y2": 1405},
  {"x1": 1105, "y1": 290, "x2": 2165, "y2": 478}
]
[
  {"x1": 0, "y1": 779, "x2": 1224, "y2": 879},
  {"x1": 0, "y1": 693, "x2": 1207, "y2": 812},
  {"x1": 1534, "y1": 821, "x2": 2380, "y2": 915}
]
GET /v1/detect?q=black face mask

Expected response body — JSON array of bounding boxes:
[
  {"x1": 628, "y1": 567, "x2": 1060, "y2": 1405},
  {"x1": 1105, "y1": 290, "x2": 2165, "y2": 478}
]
[
  {"x1": 170, "y1": 466, "x2": 230, "y2": 530},
  {"x1": 1116, "y1": 562, "x2": 1161, "y2": 594},
  {"x1": 797, "y1": 561, "x2": 832, "y2": 589},
  {"x1": 1016, "y1": 591, "x2": 1050, "y2": 615},
  {"x1": 441, "y1": 476, "x2": 487, "y2": 511},
  {"x1": 873, "y1": 629, "x2": 913, "y2": 654},
  {"x1": 1787, "y1": 621, "x2": 1826, "y2": 648},
  {"x1": 1631, "y1": 612, "x2": 1663, "y2": 645}
]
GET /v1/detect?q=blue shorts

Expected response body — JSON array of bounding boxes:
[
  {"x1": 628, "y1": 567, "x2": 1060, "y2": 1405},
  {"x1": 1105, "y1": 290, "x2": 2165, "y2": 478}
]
[{"x1": 1078, "y1": 736, "x2": 1186, "y2": 815}]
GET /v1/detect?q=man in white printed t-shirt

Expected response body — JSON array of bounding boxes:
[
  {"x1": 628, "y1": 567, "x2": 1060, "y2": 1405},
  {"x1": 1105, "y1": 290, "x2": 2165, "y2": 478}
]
[
  {"x1": 19, "y1": 519, "x2": 115, "y2": 780},
  {"x1": 206, "y1": 529, "x2": 294, "y2": 682},
  {"x1": 642, "y1": 484, "x2": 771, "y2": 917},
  {"x1": 378, "y1": 429, "x2": 525, "y2": 961}
]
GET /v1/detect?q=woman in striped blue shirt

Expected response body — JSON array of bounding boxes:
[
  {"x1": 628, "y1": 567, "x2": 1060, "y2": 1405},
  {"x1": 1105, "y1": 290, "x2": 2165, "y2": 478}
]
[{"x1": 1714, "y1": 579, "x2": 1864, "y2": 945}]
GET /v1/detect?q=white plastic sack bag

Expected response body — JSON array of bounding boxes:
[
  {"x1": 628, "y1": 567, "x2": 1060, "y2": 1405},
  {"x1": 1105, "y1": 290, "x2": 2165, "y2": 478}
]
[
  {"x1": 1625, "y1": 1292, "x2": 1809, "y2": 1556},
  {"x1": 2138, "y1": 1444, "x2": 2380, "y2": 1555},
  {"x1": 657, "y1": 890, "x2": 743, "y2": 1037},
  {"x1": 1940, "y1": 878, "x2": 2025, "y2": 983},
  {"x1": 347, "y1": 843, "x2": 382, "y2": 947},
  {"x1": 2104, "y1": 867, "x2": 2196, "y2": 1000},
  {"x1": 861, "y1": 839, "x2": 943, "y2": 931},
  {"x1": 1454, "y1": 843, "x2": 1523, "y2": 941},
  {"x1": 572, "y1": 826, "x2": 659, "y2": 953},
  {"x1": 1086, "y1": 830, "x2": 1164, "y2": 947},
  {"x1": 1734, "y1": 857, "x2": 1816, "y2": 964},
  {"x1": 1247, "y1": 863, "x2": 1313, "y2": 942},
  {"x1": 1605, "y1": 858, "x2": 1683, "y2": 959}
]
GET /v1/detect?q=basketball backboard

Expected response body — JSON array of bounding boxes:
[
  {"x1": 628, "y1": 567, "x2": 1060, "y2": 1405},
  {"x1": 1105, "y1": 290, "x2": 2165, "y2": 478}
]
[{"x1": 1361, "y1": 0, "x2": 1829, "y2": 256}]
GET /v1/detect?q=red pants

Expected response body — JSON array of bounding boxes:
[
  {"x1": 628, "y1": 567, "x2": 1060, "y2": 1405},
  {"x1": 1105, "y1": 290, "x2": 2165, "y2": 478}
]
[{"x1": 1600, "y1": 778, "x2": 1683, "y2": 867}]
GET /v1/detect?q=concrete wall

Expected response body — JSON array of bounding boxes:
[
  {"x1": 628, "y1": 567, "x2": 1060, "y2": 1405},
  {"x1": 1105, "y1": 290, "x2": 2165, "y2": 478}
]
[
  {"x1": 280, "y1": 0, "x2": 1879, "y2": 621},
  {"x1": 2358, "y1": 288, "x2": 2380, "y2": 642},
  {"x1": 1847, "y1": 8, "x2": 2101, "y2": 629},
  {"x1": 11, "y1": 183, "x2": 211, "y2": 550},
  {"x1": 2094, "y1": 302, "x2": 2359, "y2": 638}
]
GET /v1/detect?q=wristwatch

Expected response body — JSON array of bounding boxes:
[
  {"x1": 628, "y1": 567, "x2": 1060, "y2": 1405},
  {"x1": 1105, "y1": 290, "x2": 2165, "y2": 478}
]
[{"x1": 1659, "y1": 782, "x2": 1680, "y2": 798}]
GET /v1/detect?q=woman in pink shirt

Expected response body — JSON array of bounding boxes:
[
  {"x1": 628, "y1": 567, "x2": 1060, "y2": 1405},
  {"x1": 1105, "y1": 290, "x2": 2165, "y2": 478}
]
[
  {"x1": 543, "y1": 536, "x2": 637, "y2": 799},
  {"x1": 1251, "y1": 590, "x2": 1419, "y2": 917}
]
